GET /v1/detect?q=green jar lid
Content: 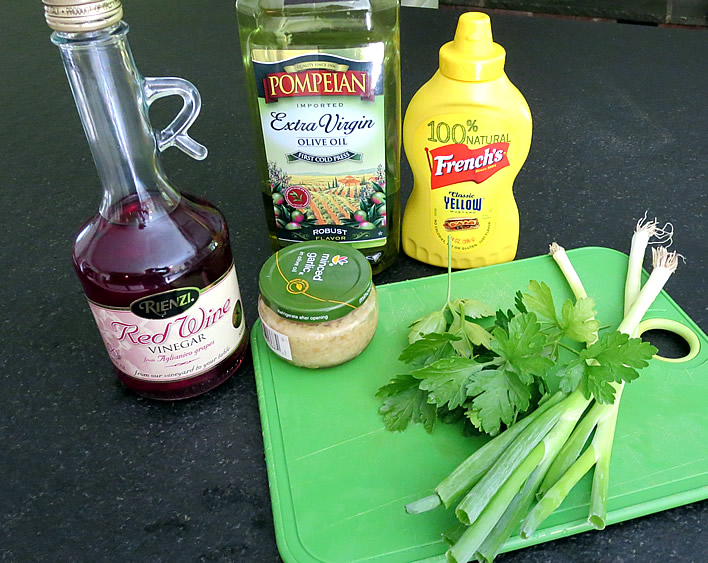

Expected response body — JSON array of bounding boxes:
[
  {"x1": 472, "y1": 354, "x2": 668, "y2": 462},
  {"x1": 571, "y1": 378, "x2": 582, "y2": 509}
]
[{"x1": 259, "y1": 241, "x2": 373, "y2": 323}]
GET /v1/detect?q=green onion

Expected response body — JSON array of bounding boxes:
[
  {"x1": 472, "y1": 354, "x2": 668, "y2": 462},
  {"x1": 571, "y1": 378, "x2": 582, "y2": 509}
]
[
  {"x1": 586, "y1": 226, "x2": 676, "y2": 529},
  {"x1": 448, "y1": 442, "x2": 545, "y2": 562},
  {"x1": 475, "y1": 396, "x2": 591, "y2": 561},
  {"x1": 534, "y1": 228, "x2": 678, "y2": 533},
  {"x1": 454, "y1": 392, "x2": 586, "y2": 525},
  {"x1": 431, "y1": 392, "x2": 565, "y2": 509}
]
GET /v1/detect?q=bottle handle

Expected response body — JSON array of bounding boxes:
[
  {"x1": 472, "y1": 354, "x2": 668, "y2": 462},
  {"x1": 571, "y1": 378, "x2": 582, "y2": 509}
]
[{"x1": 143, "y1": 76, "x2": 208, "y2": 161}]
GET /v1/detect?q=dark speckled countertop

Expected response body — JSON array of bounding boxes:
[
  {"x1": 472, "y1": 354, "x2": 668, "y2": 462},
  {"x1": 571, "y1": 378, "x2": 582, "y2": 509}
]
[{"x1": 1, "y1": 1, "x2": 706, "y2": 561}]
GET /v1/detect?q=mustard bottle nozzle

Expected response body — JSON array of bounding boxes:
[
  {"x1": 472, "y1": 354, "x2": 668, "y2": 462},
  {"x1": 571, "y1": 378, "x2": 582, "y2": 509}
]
[
  {"x1": 439, "y1": 12, "x2": 506, "y2": 82},
  {"x1": 454, "y1": 12, "x2": 494, "y2": 46}
]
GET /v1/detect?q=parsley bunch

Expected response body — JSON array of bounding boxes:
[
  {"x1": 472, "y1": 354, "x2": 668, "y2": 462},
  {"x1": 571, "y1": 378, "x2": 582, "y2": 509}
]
[{"x1": 377, "y1": 281, "x2": 652, "y2": 437}]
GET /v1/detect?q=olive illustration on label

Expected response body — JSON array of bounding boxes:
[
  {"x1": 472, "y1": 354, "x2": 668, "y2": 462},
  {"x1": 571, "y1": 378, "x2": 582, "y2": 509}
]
[{"x1": 232, "y1": 299, "x2": 243, "y2": 329}]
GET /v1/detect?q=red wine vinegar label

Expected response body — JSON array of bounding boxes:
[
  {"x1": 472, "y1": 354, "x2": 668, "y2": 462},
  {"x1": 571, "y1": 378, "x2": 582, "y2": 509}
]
[{"x1": 88, "y1": 266, "x2": 246, "y2": 382}]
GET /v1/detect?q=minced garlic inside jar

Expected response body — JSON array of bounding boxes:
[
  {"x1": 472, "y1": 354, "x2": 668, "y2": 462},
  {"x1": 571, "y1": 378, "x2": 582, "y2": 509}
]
[
  {"x1": 258, "y1": 288, "x2": 378, "y2": 368},
  {"x1": 257, "y1": 241, "x2": 379, "y2": 368}
]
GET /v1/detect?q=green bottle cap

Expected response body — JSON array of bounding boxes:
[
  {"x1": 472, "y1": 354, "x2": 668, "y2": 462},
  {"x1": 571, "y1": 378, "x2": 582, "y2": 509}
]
[{"x1": 259, "y1": 241, "x2": 373, "y2": 323}]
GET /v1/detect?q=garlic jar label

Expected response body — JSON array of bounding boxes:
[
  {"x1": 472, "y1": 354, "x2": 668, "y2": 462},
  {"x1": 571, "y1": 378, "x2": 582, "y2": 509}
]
[
  {"x1": 88, "y1": 266, "x2": 246, "y2": 382},
  {"x1": 252, "y1": 46, "x2": 388, "y2": 247}
]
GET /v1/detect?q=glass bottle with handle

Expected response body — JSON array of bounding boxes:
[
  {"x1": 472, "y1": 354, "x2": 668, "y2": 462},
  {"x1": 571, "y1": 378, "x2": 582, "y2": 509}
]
[{"x1": 45, "y1": 0, "x2": 248, "y2": 399}]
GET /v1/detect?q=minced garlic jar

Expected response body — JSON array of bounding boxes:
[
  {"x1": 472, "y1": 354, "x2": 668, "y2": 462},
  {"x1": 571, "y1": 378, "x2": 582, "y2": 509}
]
[{"x1": 258, "y1": 241, "x2": 378, "y2": 368}]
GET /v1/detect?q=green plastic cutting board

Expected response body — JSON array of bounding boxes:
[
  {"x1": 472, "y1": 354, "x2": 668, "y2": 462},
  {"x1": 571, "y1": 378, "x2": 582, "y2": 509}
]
[{"x1": 251, "y1": 247, "x2": 707, "y2": 562}]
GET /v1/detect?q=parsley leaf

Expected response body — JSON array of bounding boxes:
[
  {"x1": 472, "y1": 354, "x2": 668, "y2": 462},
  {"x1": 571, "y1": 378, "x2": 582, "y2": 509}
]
[
  {"x1": 376, "y1": 374, "x2": 437, "y2": 433},
  {"x1": 449, "y1": 307, "x2": 474, "y2": 358},
  {"x1": 494, "y1": 308, "x2": 515, "y2": 333},
  {"x1": 467, "y1": 369, "x2": 532, "y2": 436},
  {"x1": 379, "y1": 279, "x2": 659, "y2": 439},
  {"x1": 557, "y1": 332, "x2": 657, "y2": 402},
  {"x1": 523, "y1": 281, "x2": 557, "y2": 323},
  {"x1": 585, "y1": 367, "x2": 618, "y2": 403},
  {"x1": 578, "y1": 331, "x2": 657, "y2": 403},
  {"x1": 560, "y1": 297, "x2": 600, "y2": 344},
  {"x1": 525, "y1": 281, "x2": 599, "y2": 345},
  {"x1": 411, "y1": 357, "x2": 488, "y2": 410},
  {"x1": 408, "y1": 310, "x2": 448, "y2": 344},
  {"x1": 464, "y1": 322, "x2": 494, "y2": 349},
  {"x1": 448, "y1": 303, "x2": 494, "y2": 357},
  {"x1": 398, "y1": 333, "x2": 460, "y2": 367},
  {"x1": 556, "y1": 360, "x2": 586, "y2": 394},
  {"x1": 542, "y1": 326, "x2": 566, "y2": 362},
  {"x1": 490, "y1": 313, "x2": 554, "y2": 384},
  {"x1": 449, "y1": 298, "x2": 495, "y2": 319},
  {"x1": 465, "y1": 409, "x2": 484, "y2": 433}
]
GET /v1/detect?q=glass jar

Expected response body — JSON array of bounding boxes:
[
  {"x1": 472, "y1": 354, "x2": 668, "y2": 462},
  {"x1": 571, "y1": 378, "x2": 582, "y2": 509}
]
[{"x1": 258, "y1": 241, "x2": 378, "y2": 368}]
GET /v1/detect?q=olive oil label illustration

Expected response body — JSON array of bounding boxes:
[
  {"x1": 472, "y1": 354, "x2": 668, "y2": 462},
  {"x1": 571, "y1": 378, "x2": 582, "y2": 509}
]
[{"x1": 252, "y1": 46, "x2": 388, "y2": 247}]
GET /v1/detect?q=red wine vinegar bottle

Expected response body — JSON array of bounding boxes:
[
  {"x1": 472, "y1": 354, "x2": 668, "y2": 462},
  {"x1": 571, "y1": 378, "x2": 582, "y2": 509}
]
[{"x1": 45, "y1": 0, "x2": 248, "y2": 399}]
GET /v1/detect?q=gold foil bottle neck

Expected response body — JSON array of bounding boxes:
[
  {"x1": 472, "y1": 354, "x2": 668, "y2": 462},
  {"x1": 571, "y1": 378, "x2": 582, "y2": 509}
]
[{"x1": 43, "y1": 0, "x2": 123, "y2": 33}]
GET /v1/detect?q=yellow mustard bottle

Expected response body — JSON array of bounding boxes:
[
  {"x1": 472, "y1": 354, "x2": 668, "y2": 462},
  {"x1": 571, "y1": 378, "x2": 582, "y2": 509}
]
[{"x1": 402, "y1": 12, "x2": 532, "y2": 269}]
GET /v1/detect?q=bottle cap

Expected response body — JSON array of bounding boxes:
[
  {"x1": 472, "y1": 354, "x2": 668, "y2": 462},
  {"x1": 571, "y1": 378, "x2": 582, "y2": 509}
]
[
  {"x1": 259, "y1": 241, "x2": 373, "y2": 323},
  {"x1": 43, "y1": 0, "x2": 123, "y2": 33},
  {"x1": 439, "y1": 12, "x2": 506, "y2": 82}
]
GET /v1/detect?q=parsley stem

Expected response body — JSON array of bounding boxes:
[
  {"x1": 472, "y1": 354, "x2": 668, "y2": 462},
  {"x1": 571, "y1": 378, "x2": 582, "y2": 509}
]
[
  {"x1": 445, "y1": 234, "x2": 452, "y2": 309},
  {"x1": 556, "y1": 341, "x2": 580, "y2": 356}
]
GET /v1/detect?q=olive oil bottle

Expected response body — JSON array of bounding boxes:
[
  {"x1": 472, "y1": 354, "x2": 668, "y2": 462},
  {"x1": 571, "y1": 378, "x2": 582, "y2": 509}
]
[{"x1": 235, "y1": 0, "x2": 401, "y2": 274}]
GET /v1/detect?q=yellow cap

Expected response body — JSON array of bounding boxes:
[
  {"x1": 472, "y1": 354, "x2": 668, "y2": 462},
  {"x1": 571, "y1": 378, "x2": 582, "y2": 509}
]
[
  {"x1": 439, "y1": 12, "x2": 506, "y2": 82},
  {"x1": 43, "y1": 0, "x2": 123, "y2": 33}
]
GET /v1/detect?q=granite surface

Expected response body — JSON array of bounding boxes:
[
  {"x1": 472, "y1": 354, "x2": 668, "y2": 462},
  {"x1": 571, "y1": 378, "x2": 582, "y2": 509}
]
[{"x1": 1, "y1": 1, "x2": 706, "y2": 561}]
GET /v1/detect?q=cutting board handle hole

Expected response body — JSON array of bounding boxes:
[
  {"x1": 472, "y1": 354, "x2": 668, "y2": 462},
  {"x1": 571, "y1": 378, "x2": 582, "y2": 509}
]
[{"x1": 638, "y1": 319, "x2": 700, "y2": 363}]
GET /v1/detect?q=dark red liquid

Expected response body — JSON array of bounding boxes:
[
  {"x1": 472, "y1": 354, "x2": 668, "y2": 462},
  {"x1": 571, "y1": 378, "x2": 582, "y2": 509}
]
[{"x1": 73, "y1": 192, "x2": 248, "y2": 400}]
